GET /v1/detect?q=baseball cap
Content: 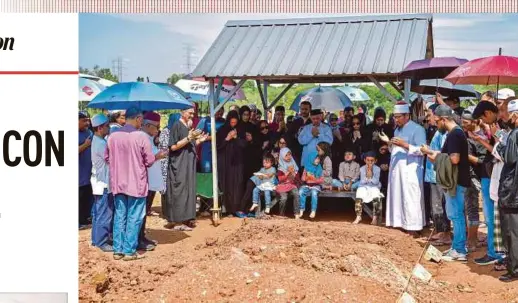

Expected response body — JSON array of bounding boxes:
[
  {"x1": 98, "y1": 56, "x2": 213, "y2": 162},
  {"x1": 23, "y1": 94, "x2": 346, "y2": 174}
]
[
  {"x1": 498, "y1": 88, "x2": 515, "y2": 100},
  {"x1": 472, "y1": 101, "x2": 499, "y2": 119},
  {"x1": 91, "y1": 114, "x2": 109, "y2": 127},
  {"x1": 507, "y1": 98, "x2": 518, "y2": 113},
  {"x1": 461, "y1": 109, "x2": 474, "y2": 121},
  {"x1": 434, "y1": 104, "x2": 455, "y2": 118},
  {"x1": 79, "y1": 111, "x2": 89, "y2": 119}
]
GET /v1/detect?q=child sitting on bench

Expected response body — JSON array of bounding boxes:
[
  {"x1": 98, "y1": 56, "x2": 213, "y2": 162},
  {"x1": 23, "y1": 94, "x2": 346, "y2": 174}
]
[
  {"x1": 334, "y1": 148, "x2": 360, "y2": 191},
  {"x1": 352, "y1": 151, "x2": 384, "y2": 225},
  {"x1": 250, "y1": 153, "x2": 277, "y2": 214},
  {"x1": 298, "y1": 151, "x2": 324, "y2": 219}
]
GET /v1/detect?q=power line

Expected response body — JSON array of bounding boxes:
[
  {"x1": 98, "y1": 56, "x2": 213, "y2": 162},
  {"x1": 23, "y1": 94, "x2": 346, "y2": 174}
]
[
  {"x1": 182, "y1": 44, "x2": 197, "y2": 74},
  {"x1": 111, "y1": 56, "x2": 128, "y2": 82}
]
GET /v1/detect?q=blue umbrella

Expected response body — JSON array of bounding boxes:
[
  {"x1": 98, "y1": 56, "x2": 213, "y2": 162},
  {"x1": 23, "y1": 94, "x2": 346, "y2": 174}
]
[
  {"x1": 336, "y1": 86, "x2": 370, "y2": 102},
  {"x1": 87, "y1": 82, "x2": 193, "y2": 111},
  {"x1": 290, "y1": 86, "x2": 353, "y2": 112}
]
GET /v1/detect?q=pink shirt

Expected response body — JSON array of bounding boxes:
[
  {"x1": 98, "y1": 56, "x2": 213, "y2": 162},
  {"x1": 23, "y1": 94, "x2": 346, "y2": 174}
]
[{"x1": 105, "y1": 125, "x2": 156, "y2": 198}]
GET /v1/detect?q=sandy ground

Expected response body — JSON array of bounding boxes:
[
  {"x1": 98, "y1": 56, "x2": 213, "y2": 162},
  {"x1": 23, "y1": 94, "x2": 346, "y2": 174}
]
[{"x1": 79, "y1": 198, "x2": 518, "y2": 303}]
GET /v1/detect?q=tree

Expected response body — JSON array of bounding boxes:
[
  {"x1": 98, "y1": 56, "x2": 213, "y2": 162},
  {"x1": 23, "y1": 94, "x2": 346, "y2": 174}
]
[
  {"x1": 167, "y1": 73, "x2": 185, "y2": 84},
  {"x1": 79, "y1": 65, "x2": 118, "y2": 82}
]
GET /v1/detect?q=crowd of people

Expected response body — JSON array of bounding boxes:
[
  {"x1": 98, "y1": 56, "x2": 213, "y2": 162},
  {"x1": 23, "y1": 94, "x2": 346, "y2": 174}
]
[{"x1": 78, "y1": 88, "x2": 518, "y2": 282}]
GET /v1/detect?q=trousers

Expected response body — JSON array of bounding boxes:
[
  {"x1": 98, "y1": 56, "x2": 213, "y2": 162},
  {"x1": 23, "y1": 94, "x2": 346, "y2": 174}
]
[{"x1": 113, "y1": 194, "x2": 146, "y2": 255}]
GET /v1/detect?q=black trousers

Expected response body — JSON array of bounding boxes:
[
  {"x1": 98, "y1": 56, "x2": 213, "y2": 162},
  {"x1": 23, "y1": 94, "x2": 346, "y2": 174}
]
[
  {"x1": 423, "y1": 182, "x2": 431, "y2": 224},
  {"x1": 139, "y1": 191, "x2": 156, "y2": 242},
  {"x1": 79, "y1": 185, "x2": 93, "y2": 225},
  {"x1": 501, "y1": 207, "x2": 518, "y2": 275}
]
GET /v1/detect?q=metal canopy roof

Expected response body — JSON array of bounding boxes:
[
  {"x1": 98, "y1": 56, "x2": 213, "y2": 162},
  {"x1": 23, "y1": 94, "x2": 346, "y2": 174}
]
[{"x1": 193, "y1": 14, "x2": 434, "y2": 83}]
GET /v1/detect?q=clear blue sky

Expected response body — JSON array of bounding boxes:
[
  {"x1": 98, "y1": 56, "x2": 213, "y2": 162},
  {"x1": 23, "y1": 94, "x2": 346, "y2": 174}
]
[{"x1": 79, "y1": 13, "x2": 518, "y2": 82}]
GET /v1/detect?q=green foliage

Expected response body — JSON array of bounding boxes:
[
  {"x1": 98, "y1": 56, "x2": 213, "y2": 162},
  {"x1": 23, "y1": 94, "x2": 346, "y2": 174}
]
[
  {"x1": 79, "y1": 65, "x2": 118, "y2": 82},
  {"x1": 167, "y1": 73, "x2": 186, "y2": 84},
  {"x1": 226, "y1": 82, "x2": 401, "y2": 117}
]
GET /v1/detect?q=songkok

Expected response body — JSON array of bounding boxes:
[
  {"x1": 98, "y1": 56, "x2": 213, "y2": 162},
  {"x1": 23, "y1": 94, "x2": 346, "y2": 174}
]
[
  {"x1": 498, "y1": 88, "x2": 516, "y2": 100},
  {"x1": 126, "y1": 107, "x2": 142, "y2": 119},
  {"x1": 91, "y1": 114, "x2": 109, "y2": 127},
  {"x1": 310, "y1": 109, "x2": 322, "y2": 116},
  {"x1": 507, "y1": 98, "x2": 518, "y2": 113},
  {"x1": 363, "y1": 151, "x2": 377, "y2": 159},
  {"x1": 393, "y1": 102, "x2": 410, "y2": 114},
  {"x1": 143, "y1": 111, "x2": 161, "y2": 123}
]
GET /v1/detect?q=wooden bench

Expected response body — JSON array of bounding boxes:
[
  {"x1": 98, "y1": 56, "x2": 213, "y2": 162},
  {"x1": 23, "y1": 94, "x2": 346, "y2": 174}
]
[{"x1": 318, "y1": 189, "x2": 375, "y2": 218}]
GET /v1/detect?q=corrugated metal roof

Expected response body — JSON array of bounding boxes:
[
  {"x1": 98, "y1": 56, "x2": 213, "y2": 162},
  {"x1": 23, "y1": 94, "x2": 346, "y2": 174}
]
[{"x1": 193, "y1": 14, "x2": 433, "y2": 83}]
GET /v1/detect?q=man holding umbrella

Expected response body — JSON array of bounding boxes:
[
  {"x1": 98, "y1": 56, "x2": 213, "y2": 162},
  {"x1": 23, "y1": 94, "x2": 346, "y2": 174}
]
[
  {"x1": 298, "y1": 109, "x2": 333, "y2": 169},
  {"x1": 105, "y1": 107, "x2": 168, "y2": 261}
]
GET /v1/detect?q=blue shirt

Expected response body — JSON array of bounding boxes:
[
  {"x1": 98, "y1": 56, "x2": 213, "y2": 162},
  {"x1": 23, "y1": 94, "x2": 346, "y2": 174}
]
[
  {"x1": 424, "y1": 131, "x2": 447, "y2": 184},
  {"x1": 298, "y1": 123, "x2": 333, "y2": 166},
  {"x1": 79, "y1": 130, "x2": 93, "y2": 187}
]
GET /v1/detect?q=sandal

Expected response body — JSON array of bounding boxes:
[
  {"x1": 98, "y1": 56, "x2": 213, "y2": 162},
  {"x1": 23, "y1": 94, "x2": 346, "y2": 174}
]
[
  {"x1": 173, "y1": 224, "x2": 193, "y2": 231},
  {"x1": 122, "y1": 254, "x2": 146, "y2": 261},
  {"x1": 113, "y1": 253, "x2": 124, "y2": 260},
  {"x1": 494, "y1": 263, "x2": 507, "y2": 271}
]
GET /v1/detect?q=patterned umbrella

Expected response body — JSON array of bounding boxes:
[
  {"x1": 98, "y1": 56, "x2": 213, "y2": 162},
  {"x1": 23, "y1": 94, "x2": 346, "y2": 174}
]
[{"x1": 290, "y1": 86, "x2": 353, "y2": 112}]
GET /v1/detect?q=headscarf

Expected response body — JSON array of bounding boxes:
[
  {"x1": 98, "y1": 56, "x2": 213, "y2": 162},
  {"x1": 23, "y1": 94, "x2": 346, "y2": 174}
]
[
  {"x1": 239, "y1": 105, "x2": 251, "y2": 119},
  {"x1": 224, "y1": 110, "x2": 240, "y2": 128},
  {"x1": 167, "y1": 113, "x2": 181, "y2": 129},
  {"x1": 278, "y1": 147, "x2": 298, "y2": 174},
  {"x1": 304, "y1": 150, "x2": 323, "y2": 178},
  {"x1": 373, "y1": 107, "x2": 386, "y2": 120}
]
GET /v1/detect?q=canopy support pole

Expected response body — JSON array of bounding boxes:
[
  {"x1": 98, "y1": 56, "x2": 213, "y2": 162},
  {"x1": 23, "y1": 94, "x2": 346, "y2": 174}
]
[
  {"x1": 389, "y1": 82, "x2": 404, "y2": 96},
  {"x1": 404, "y1": 78, "x2": 411, "y2": 103},
  {"x1": 267, "y1": 83, "x2": 294, "y2": 110},
  {"x1": 256, "y1": 80, "x2": 268, "y2": 112},
  {"x1": 209, "y1": 79, "x2": 221, "y2": 226},
  {"x1": 368, "y1": 75, "x2": 398, "y2": 103}
]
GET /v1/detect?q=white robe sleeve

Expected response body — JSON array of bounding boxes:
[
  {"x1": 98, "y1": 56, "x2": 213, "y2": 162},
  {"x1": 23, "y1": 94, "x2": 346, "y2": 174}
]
[{"x1": 408, "y1": 124, "x2": 426, "y2": 156}]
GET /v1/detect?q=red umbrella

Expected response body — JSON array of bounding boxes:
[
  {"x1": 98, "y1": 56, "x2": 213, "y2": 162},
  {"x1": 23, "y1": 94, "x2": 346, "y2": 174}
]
[{"x1": 445, "y1": 55, "x2": 518, "y2": 85}]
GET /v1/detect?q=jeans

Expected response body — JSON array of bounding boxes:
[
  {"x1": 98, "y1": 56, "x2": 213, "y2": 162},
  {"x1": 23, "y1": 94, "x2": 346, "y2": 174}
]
[
  {"x1": 481, "y1": 178, "x2": 501, "y2": 259},
  {"x1": 332, "y1": 179, "x2": 359, "y2": 190},
  {"x1": 444, "y1": 185, "x2": 467, "y2": 255},
  {"x1": 279, "y1": 188, "x2": 299, "y2": 216},
  {"x1": 345, "y1": 179, "x2": 359, "y2": 190},
  {"x1": 91, "y1": 189, "x2": 114, "y2": 248},
  {"x1": 299, "y1": 186, "x2": 320, "y2": 212},
  {"x1": 252, "y1": 188, "x2": 272, "y2": 208},
  {"x1": 113, "y1": 194, "x2": 146, "y2": 255}
]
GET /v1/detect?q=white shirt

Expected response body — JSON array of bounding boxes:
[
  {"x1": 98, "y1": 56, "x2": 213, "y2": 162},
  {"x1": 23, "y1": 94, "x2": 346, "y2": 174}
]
[
  {"x1": 91, "y1": 135, "x2": 110, "y2": 195},
  {"x1": 147, "y1": 133, "x2": 165, "y2": 192}
]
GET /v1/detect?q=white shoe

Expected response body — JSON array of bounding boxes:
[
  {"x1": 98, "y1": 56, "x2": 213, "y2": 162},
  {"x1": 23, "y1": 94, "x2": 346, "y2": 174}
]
[
  {"x1": 309, "y1": 211, "x2": 316, "y2": 218},
  {"x1": 250, "y1": 204, "x2": 258, "y2": 212},
  {"x1": 299, "y1": 210, "x2": 304, "y2": 217},
  {"x1": 265, "y1": 207, "x2": 270, "y2": 214}
]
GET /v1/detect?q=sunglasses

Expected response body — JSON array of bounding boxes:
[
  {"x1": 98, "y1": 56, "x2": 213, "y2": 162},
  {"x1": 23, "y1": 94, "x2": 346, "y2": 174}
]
[
  {"x1": 279, "y1": 141, "x2": 287, "y2": 145},
  {"x1": 353, "y1": 122, "x2": 360, "y2": 126},
  {"x1": 330, "y1": 118, "x2": 338, "y2": 121},
  {"x1": 261, "y1": 126, "x2": 269, "y2": 130}
]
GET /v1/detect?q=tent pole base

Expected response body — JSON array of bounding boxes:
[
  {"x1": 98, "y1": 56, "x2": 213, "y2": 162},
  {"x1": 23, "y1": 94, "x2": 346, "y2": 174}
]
[{"x1": 211, "y1": 207, "x2": 221, "y2": 226}]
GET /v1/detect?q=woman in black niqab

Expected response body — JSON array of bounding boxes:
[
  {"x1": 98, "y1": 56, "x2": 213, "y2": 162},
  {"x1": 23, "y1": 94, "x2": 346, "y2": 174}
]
[{"x1": 216, "y1": 110, "x2": 247, "y2": 215}]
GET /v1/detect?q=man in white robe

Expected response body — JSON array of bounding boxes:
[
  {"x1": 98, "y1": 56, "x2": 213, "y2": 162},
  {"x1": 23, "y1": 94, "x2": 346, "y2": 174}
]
[{"x1": 380, "y1": 103, "x2": 426, "y2": 233}]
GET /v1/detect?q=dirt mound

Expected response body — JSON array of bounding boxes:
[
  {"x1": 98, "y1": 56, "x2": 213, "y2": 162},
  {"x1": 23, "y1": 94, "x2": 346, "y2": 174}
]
[{"x1": 79, "y1": 217, "x2": 518, "y2": 303}]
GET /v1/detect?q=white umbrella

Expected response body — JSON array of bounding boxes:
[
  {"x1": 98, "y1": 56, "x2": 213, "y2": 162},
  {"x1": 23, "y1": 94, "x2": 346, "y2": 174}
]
[
  {"x1": 79, "y1": 73, "x2": 117, "y2": 87},
  {"x1": 79, "y1": 77, "x2": 105, "y2": 101}
]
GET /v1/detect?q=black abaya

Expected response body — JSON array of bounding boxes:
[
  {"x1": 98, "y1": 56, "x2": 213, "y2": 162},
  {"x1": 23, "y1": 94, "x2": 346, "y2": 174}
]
[
  {"x1": 216, "y1": 120, "x2": 247, "y2": 214},
  {"x1": 165, "y1": 121, "x2": 197, "y2": 223}
]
